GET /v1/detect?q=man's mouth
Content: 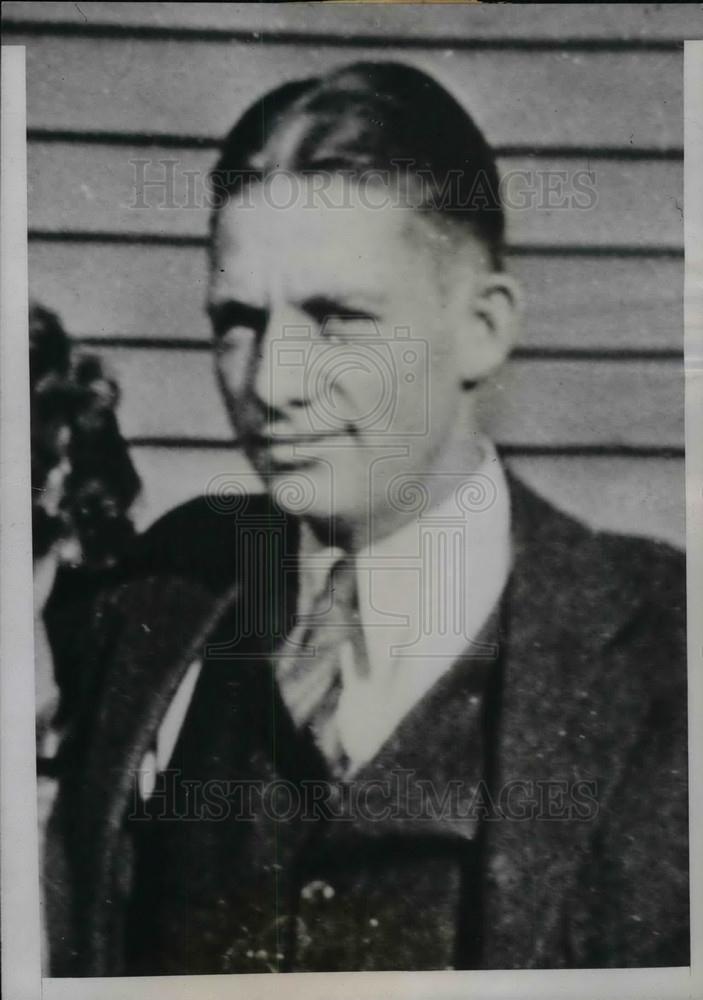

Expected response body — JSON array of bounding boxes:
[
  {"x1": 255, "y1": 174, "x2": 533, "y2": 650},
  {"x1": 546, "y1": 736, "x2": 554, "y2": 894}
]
[
  {"x1": 248, "y1": 431, "x2": 345, "y2": 447},
  {"x1": 245, "y1": 431, "x2": 348, "y2": 468}
]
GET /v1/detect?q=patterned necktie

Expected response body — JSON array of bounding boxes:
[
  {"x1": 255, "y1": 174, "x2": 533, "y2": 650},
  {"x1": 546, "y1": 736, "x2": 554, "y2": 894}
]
[{"x1": 275, "y1": 553, "x2": 365, "y2": 778}]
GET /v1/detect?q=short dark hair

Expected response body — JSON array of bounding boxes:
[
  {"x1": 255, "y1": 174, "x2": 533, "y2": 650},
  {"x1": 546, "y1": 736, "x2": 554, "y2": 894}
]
[{"x1": 209, "y1": 61, "x2": 504, "y2": 269}]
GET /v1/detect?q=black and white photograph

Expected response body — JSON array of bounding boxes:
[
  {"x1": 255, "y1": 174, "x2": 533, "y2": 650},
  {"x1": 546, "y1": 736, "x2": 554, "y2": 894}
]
[{"x1": 1, "y1": 3, "x2": 702, "y2": 998}]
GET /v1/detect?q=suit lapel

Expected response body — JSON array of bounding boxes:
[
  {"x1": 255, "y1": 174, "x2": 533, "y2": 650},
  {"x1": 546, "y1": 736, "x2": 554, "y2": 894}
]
[
  {"x1": 482, "y1": 473, "x2": 652, "y2": 967},
  {"x1": 74, "y1": 502, "x2": 301, "y2": 973},
  {"x1": 75, "y1": 576, "x2": 241, "y2": 972}
]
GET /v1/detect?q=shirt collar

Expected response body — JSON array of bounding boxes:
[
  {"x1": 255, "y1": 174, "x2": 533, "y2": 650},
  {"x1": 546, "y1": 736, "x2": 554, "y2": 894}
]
[
  {"x1": 355, "y1": 436, "x2": 511, "y2": 672},
  {"x1": 298, "y1": 439, "x2": 512, "y2": 771}
]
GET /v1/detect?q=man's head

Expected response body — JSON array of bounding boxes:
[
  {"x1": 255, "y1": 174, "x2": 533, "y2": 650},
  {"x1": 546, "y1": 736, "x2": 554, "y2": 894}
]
[{"x1": 206, "y1": 62, "x2": 519, "y2": 543}]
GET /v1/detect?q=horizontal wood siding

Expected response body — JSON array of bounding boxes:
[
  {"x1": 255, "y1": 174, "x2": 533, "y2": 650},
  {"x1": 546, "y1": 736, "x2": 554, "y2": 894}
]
[
  {"x1": 27, "y1": 143, "x2": 683, "y2": 248},
  {"x1": 15, "y1": 37, "x2": 684, "y2": 149},
  {"x1": 6, "y1": 1, "x2": 694, "y2": 545},
  {"x1": 28, "y1": 242, "x2": 683, "y2": 353},
  {"x1": 86, "y1": 346, "x2": 683, "y2": 451}
]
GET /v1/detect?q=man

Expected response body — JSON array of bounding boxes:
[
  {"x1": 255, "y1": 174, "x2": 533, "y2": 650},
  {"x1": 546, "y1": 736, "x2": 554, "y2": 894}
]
[{"x1": 45, "y1": 62, "x2": 688, "y2": 975}]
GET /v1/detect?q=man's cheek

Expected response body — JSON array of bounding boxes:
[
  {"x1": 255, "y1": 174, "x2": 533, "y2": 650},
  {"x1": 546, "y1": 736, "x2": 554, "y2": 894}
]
[
  {"x1": 332, "y1": 365, "x2": 395, "y2": 433},
  {"x1": 216, "y1": 360, "x2": 247, "y2": 405},
  {"x1": 216, "y1": 373, "x2": 253, "y2": 435}
]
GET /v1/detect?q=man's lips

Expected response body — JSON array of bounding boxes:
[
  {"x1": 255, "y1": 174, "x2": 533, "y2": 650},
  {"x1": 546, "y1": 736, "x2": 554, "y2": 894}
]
[
  {"x1": 245, "y1": 431, "x2": 346, "y2": 470},
  {"x1": 248, "y1": 431, "x2": 344, "y2": 447}
]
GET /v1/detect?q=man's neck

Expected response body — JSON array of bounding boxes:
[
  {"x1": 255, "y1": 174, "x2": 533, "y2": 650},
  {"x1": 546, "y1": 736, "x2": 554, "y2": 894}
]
[{"x1": 304, "y1": 428, "x2": 490, "y2": 554}]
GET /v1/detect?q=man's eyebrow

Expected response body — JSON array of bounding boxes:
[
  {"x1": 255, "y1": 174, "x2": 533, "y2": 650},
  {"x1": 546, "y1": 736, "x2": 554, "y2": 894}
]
[
  {"x1": 299, "y1": 294, "x2": 384, "y2": 320},
  {"x1": 207, "y1": 298, "x2": 267, "y2": 333}
]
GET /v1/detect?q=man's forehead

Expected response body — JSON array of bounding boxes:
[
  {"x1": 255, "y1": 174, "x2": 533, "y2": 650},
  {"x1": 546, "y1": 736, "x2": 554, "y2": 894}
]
[
  {"x1": 213, "y1": 174, "x2": 423, "y2": 253},
  {"x1": 210, "y1": 177, "x2": 435, "y2": 303}
]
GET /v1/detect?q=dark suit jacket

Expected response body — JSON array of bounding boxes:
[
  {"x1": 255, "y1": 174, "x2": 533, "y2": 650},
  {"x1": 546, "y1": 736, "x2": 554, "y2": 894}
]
[{"x1": 45, "y1": 472, "x2": 689, "y2": 974}]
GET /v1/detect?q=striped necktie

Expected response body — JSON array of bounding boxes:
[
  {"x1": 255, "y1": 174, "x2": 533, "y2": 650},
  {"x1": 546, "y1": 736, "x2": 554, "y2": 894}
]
[{"x1": 275, "y1": 553, "x2": 365, "y2": 778}]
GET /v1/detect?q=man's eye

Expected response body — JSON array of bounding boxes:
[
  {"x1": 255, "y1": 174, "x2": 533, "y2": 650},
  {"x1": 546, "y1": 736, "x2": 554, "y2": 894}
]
[
  {"x1": 320, "y1": 314, "x2": 378, "y2": 339},
  {"x1": 210, "y1": 301, "x2": 267, "y2": 342}
]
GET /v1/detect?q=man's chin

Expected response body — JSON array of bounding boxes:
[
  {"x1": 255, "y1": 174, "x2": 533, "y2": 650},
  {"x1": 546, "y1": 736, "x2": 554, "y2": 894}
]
[
  {"x1": 253, "y1": 459, "x2": 335, "y2": 520},
  {"x1": 246, "y1": 441, "x2": 369, "y2": 522}
]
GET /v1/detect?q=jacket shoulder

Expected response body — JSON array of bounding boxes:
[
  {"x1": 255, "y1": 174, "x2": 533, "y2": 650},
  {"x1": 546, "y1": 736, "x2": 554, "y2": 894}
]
[
  {"x1": 595, "y1": 526, "x2": 685, "y2": 613},
  {"x1": 507, "y1": 471, "x2": 686, "y2": 682},
  {"x1": 115, "y1": 493, "x2": 296, "y2": 594},
  {"x1": 508, "y1": 470, "x2": 685, "y2": 612}
]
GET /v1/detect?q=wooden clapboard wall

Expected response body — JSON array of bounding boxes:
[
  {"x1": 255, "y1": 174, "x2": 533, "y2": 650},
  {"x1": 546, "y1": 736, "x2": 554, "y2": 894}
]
[{"x1": 3, "y1": 1, "x2": 695, "y2": 546}]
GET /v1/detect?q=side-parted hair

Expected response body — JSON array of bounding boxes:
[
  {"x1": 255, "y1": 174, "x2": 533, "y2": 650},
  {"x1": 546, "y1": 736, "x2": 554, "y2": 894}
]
[{"x1": 209, "y1": 61, "x2": 504, "y2": 269}]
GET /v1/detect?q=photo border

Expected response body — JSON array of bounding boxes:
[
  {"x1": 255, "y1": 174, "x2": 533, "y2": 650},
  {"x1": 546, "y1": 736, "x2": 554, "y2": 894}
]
[{"x1": 1, "y1": 24, "x2": 701, "y2": 1000}]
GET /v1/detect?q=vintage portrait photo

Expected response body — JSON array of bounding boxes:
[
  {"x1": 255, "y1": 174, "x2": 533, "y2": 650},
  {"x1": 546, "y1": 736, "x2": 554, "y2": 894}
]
[{"x1": 1, "y1": 3, "x2": 701, "y2": 998}]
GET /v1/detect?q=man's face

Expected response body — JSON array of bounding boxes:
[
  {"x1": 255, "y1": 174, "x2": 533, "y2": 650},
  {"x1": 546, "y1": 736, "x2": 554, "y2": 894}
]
[{"x1": 208, "y1": 175, "x2": 490, "y2": 537}]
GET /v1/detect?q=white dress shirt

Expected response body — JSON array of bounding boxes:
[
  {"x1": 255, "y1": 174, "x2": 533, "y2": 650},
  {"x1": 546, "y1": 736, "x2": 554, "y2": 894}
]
[
  {"x1": 140, "y1": 439, "x2": 511, "y2": 792},
  {"x1": 334, "y1": 438, "x2": 511, "y2": 770}
]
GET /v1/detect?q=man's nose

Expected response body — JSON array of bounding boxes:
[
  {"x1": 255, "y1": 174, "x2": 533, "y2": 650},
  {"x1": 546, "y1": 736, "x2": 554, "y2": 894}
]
[{"x1": 253, "y1": 306, "x2": 310, "y2": 415}]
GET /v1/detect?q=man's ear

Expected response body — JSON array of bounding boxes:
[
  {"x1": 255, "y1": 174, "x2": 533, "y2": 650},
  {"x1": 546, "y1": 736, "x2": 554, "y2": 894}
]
[{"x1": 457, "y1": 272, "x2": 522, "y2": 384}]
